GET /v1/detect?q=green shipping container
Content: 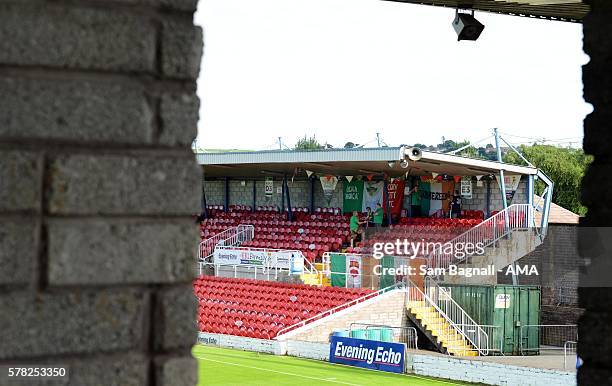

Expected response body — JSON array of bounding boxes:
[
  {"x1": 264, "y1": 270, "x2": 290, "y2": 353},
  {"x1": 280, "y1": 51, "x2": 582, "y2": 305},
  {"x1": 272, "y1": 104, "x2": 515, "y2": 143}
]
[{"x1": 442, "y1": 284, "x2": 540, "y2": 355}]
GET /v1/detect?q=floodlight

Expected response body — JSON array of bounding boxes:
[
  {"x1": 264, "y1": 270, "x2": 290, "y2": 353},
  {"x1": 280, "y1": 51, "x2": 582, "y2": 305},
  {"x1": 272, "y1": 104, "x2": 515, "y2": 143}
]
[{"x1": 453, "y1": 10, "x2": 485, "y2": 41}]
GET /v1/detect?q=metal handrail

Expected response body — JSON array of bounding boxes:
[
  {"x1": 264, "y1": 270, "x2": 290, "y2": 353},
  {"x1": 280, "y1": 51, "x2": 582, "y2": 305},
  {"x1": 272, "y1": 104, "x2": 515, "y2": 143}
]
[
  {"x1": 519, "y1": 324, "x2": 578, "y2": 355},
  {"x1": 564, "y1": 341, "x2": 578, "y2": 370},
  {"x1": 428, "y1": 204, "x2": 534, "y2": 271},
  {"x1": 274, "y1": 282, "x2": 406, "y2": 339},
  {"x1": 424, "y1": 277, "x2": 490, "y2": 355},
  {"x1": 197, "y1": 224, "x2": 255, "y2": 261},
  {"x1": 348, "y1": 322, "x2": 419, "y2": 349},
  {"x1": 406, "y1": 277, "x2": 489, "y2": 356}
]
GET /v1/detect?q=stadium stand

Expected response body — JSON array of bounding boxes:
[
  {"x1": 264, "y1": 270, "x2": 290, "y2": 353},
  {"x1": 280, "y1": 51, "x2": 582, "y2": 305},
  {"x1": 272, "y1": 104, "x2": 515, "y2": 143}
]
[
  {"x1": 199, "y1": 207, "x2": 350, "y2": 262},
  {"x1": 194, "y1": 276, "x2": 374, "y2": 339},
  {"x1": 347, "y1": 217, "x2": 484, "y2": 254}
]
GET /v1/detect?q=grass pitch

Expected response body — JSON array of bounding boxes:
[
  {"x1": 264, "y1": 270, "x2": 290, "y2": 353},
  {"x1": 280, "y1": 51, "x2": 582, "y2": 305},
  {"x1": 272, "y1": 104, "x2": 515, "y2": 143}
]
[{"x1": 193, "y1": 345, "x2": 471, "y2": 386}]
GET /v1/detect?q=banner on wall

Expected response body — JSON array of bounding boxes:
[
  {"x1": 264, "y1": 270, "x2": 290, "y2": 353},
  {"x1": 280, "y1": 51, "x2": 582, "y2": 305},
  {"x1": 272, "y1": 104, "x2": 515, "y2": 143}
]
[
  {"x1": 418, "y1": 180, "x2": 454, "y2": 216},
  {"x1": 460, "y1": 178, "x2": 473, "y2": 199},
  {"x1": 362, "y1": 181, "x2": 384, "y2": 212},
  {"x1": 264, "y1": 177, "x2": 273, "y2": 197},
  {"x1": 213, "y1": 248, "x2": 304, "y2": 273},
  {"x1": 329, "y1": 336, "x2": 406, "y2": 374},
  {"x1": 383, "y1": 179, "x2": 406, "y2": 217},
  {"x1": 320, "y1": 176, "x2": 339, "y2": 204},
  {"x1": 347, "y1": 254, "x2": 362, "y2": 288},
  {"x1": 495, "y1": 175, "x2": 522, "y2": 203},
  {"x1": 342, "y1": 180, "x2": 364, "y2": 213}
]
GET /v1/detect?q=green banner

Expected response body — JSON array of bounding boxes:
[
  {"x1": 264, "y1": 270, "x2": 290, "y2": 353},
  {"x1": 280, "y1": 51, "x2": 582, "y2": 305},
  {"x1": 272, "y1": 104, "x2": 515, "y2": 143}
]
[
  {"x1": 379, "y1": 256, "x2": 395, "y2": 289},
  {"x1": 330, "y1": 253, "x2": 347, "y2": 287},
  {"x1": 342, "y1": 180, "x2": 364, "y2": 213}
]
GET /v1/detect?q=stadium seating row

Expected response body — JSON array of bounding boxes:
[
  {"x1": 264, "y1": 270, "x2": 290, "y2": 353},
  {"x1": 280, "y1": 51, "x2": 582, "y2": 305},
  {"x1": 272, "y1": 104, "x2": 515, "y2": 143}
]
[{"x1": 194, "y1": 276, "x2": 374, "y2": 339}]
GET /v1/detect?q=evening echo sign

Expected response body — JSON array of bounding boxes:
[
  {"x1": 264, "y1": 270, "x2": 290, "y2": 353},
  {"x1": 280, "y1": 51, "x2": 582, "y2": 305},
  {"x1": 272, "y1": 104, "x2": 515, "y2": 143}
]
[{"x1": 329, "y1": 336, "x2": 406, "y2": 374}]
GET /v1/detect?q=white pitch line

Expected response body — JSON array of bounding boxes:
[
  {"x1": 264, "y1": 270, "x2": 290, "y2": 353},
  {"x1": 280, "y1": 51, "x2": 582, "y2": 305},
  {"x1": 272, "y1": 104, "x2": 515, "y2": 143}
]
[
  {"x1": 196, "y1": 354, "x2": 465, "y2": 386},
  {"x1": 195, "y1": 356, "x2": 362, "y2": 386}
]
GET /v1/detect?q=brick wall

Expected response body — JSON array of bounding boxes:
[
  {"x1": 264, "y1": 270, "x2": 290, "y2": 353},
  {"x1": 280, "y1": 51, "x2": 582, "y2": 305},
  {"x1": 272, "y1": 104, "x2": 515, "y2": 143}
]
[
  {"x1": 281, "y1": 289, "x2": 407, "y2": 343},
  {"x1": 579, "y1": 2, "x2": 612, "y2": 384},
  {"x1": 461, "y1": 178, "x2": 528, "y2": 212},
  {"x1": 0, "y1": 1, "x2": 202, "y2": 385}
]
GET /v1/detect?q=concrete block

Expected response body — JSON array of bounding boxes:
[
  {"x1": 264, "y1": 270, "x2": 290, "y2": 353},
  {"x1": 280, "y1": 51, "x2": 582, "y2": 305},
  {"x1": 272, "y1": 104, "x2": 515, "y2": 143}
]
[
  {"x1": 66, "y1": 353, "x2": 149, "y2": 386},
  {"x1": 161, "y1": 20, "x2": 202, "y2": 79},
  {"x1": 115, "y1": 0, "x2": 199, "y2": 11},
  {"x1": 156, "y1": 356, "x2": 198, "y2": 386},
  {"x1": 48, "y1": 219, "x2": 197, "y2": 285},
  {"x1": 0, "y1": 77, "x2": 152, "y2": 144},
  {"x1": 0, "y1": 218, "x2": 37, "y2": 285},
  {"x1": 0, "y1": 290, "x2": 147, "y2": 359},
  {"x1": 0, "y1": 150, "x2": 42, "y2": 212},
  {"x1": 48, "y1": 154, "x2": 200, "y2": 215},
  {"x1": 0, "y1": 4, "x2": 156, "y2": 73},
  {"x1": 159, "y1": 91, "x2": 199, "y2": 146},
  {"x1": 156, "y1": 284, "x2": 197, "y2": 350}
]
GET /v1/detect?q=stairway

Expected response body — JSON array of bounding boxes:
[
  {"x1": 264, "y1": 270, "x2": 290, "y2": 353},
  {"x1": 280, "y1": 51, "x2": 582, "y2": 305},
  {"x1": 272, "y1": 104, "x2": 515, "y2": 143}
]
[
  {"x1": 428, "y1": 204, "x2": 542, "y2": 284},
  {"x1": 405, "y1": 278, "x2": 492, "y2": 356},
  {"x1": 406, "y1": 300, "x2": 478, "y2": 356}
]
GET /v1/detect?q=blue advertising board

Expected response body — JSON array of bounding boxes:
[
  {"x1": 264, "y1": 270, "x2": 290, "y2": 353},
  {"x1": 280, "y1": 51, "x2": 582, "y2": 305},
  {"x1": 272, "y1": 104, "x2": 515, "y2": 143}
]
[{"x1": 329, "y1": 336, "x2": 405, "y2": 374}]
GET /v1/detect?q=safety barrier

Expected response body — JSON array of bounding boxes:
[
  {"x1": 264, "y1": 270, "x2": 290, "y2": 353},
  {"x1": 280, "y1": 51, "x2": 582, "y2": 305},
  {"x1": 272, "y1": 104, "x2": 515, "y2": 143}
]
[{"x1": 428, "y1": 204, "x2": 534, "y2": 271}]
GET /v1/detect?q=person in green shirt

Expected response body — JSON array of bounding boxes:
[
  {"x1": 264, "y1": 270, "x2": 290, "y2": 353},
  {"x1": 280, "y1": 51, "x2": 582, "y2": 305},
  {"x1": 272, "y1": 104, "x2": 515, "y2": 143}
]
[
  {"x1": 373, "y1": 202, "x2": 384, "y2": 228},
  {"x1": 349, "y1": 211, "x2": 366, "y2": 247},
  {"x1": 409, "y1": 183, "x2": 421, "y2": 217}
]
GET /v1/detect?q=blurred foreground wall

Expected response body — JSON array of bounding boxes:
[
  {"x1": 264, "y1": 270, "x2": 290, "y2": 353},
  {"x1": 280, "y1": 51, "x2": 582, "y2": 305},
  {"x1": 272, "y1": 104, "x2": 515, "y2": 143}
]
[
  {"x1": 579, "y1": 0, "x2": 612, "y2": 384},
  {"x1": 0, "y1": 0, "x2": 202, "y2": 384}
]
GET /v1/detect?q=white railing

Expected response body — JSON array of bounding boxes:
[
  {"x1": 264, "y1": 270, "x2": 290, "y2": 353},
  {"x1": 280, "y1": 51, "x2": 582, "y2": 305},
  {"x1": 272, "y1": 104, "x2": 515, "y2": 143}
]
[
  {"x1": 202, "y1": 245, "x2": 320, "y2": 277},
  {"x1": 274, "y1": 282, "x2": 405, "y2": 339},
  {"x1": 519, "y1": 324, "x2": 578, "y2": 355},
  {"x1": 564, "y1": 341, "x2": 578, "y2": 370},
  {"x1": 406, "y1": 277, "x2": 490, "y2": 356},
  {"x1": 445, "y1": 324, "x2": 503, "y2": 355},
  {"x1": 197, "y1": 224, "x2": 254, "y2": 261},
  {"x1": 349, "y1": 322, "x2": 419, "y2": 349},
  {"x1": 428, "y1": 204, "x2": 534, "y2": 271}
]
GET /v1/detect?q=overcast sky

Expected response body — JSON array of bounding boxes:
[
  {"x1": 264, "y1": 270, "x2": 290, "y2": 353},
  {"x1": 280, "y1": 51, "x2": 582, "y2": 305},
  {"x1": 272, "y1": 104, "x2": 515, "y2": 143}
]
[{"x1": 194, "y1": 0, "x2": 590, "y2": 151}]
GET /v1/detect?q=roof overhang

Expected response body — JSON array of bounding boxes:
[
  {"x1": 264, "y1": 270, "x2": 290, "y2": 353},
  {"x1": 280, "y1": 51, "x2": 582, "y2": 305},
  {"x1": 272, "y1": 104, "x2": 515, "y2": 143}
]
[
  {"x1": 383, "y1": 0, "x2": 589, "y2": 23},
  {"x1": 196, "y1": 147, "x2": 537, "y2": 179}
]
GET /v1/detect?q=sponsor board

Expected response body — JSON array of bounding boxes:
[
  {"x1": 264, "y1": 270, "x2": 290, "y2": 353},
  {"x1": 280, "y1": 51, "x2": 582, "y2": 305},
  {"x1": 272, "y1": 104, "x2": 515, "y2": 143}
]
[
  {"x1": 329, "y1": 336, "x2": 405, "y2": 374},
  {"x1": 198, "y1": 332, "x2": 221, "y2": 346},
  {"x1": 213, "y1": 248, "x2": 304, "y2": 273}
]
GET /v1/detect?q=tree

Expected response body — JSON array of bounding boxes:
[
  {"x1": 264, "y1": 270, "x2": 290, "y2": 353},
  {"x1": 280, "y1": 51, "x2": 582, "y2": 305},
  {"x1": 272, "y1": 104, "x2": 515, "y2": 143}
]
[
  {"x1": 504, "y1": 145, "x2": 592, "y2": 216},
  {"x1": 295, "y1": 135, "x2": 324, "y2": 150}
]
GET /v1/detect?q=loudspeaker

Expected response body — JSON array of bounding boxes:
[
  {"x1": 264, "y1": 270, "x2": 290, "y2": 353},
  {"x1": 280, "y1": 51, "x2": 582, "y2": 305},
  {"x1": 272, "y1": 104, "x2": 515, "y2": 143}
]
[
  {"x1": 407, "y1": 147, "x2": 422, "y2": 161},
  {"x1": 453, "y1": 13, "x2": 485, "y2": 41}
]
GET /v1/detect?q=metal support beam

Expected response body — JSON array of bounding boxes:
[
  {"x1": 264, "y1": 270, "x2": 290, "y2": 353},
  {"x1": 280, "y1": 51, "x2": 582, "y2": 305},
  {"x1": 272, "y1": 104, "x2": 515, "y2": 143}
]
[
  {"x1": 281, "y1": 176, "x2": 285, "y2": 214},
  {"x1": 536, "y1": 171, "x2": 554, "y2": 237},
  {"x1": 284, "y1": 175, "x2": 293, "y2": 221},
  {"x1": 309, "y1": 177, "x2": 315, "y2": 214},
  {"x1": 485, "y1": 178, "x2": 491, "y2": 218},
  {"x1": 224, "y1": 176, "x2": 229, "y2": 213},
  {"x1": 201, "y1": 168, "x2": 208, "y2": 219},
  {"x1": 494, "y1": 128, "x2": 516, "y2": 285},
  {"x1": 252, "y1": 179, "x2": 257, "y2": 212}
]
